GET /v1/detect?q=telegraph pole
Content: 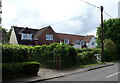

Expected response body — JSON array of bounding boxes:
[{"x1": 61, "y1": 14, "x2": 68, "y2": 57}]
[{"x1": 101, "y1": 6, "x2": 104, "y2": 63}]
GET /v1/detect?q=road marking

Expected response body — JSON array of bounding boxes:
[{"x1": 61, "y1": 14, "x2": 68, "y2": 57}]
[{"x1": 106, "y1": 72, "x2": 120, "y2": 78}]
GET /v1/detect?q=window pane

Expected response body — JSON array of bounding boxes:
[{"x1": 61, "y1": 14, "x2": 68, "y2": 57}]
[
  {"x1": 46, "y1": 34, "x2": 53, "y2": 40},
  {"x1": 22, "y1": 33, "x2": 32, "y2": 40},
  {"x1": 46, "y1": 35, "x2": 49, "y2": 40},
  {"x1": 64, "y1": 39, "x2": 69, "y2": 44}
]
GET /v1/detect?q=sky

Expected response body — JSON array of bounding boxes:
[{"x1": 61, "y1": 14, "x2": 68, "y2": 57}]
[{"x1": 2, "y1": 0, "x2": 120, "y2": 36}]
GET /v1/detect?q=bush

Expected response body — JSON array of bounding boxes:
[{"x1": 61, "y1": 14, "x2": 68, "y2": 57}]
[
  {"x1": 76, "y1": 48, "x2": 92, "y2": 53},
  {"x1": 77, "y1": 48, "x2": 101, "y2": 65},
  {"x1": 2, "y1": 61, "x2": 40, "y2": 80},
  {"x1": 104, "y1": 39, "x2": 118, "y2": 61},
  {"x1": 2, "y1": 44, "x2": 33, "y2": 63},
  {"x1": 32, "y1": 43, "x2": 78, "y2": 69},
  {"x1": 53, "y1": 44, "x2": 69, "y2": 68},
  {"x1": 2, "y1": 44, "x2": 101, "y2": 69},
  {"x1": 67, "y1": 46, "x2": 77, "y2": 66},
  {"x1": 78, "y1": 51, "x2": 95, "y2": 64}
]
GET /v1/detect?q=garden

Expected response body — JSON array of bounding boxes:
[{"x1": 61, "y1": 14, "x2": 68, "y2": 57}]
[{"x1": 2, "y1": 43, "x2": 114, "y2": 80}]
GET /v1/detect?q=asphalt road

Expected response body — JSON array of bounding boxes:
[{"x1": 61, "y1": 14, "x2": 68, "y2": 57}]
[{"x1": 36, "y1": 63, "x2": 119, "y2": 82}]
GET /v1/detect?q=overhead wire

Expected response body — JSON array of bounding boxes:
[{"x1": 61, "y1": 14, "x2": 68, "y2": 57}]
[
  {"x1": 80, "y1": 0, "x2": 100, "y2": 9},
  {"x1": 104, "y1": 11, "x2": 113, "y2": 18},
  {"x1": 38, "y1": 0, "x2": 112, "y2": 28},
  {"x1": 38, "y1": 14, "x2": 86, "y2": 28},
  {"x1": 80, "y1": 0, "x2": 112, "y2": 18},
  {"x1": 50, "y1": 15, "x2": 86, "y2": 25}
]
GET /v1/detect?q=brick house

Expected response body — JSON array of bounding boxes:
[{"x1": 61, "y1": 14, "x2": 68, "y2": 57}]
[{"x1": 9, "y1": 26, "x2": 97, "y2": 48}]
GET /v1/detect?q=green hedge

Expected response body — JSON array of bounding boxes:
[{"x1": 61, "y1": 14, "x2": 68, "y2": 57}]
[
  {"x1": 77, "y1": 48, "x2": 101, "y2": 65},
  {"x1": 2, "y1": 44, "x2": 33, "y2": 63},
  {"x1": 2, "y1": 61, "x2": 40, "y2": 79},
  {"x1": 2, "y1": 44, "x2": 101, "y2": 69},
  {"x1": 32, "y1": 43, "x2": 78, "y2": 69}
]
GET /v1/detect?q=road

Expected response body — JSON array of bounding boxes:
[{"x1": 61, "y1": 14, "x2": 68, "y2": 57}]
[{"x1": 37, "y1": 63, "x2": 119, "y2": 82}]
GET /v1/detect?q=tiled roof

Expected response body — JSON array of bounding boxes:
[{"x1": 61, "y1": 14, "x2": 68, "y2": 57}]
[
  {"x1": 83, "y1": 35, "x2": 94, "y2": 42},
  {"x1": 56, "y1": 33, "x2": 94, "y2": 44},
  {"x1": 13, "y1": 26, "x2": 38, "y2": 45},
  {"x1": 56, "y1": 33, "x2": 85, "y2": 40},
  {"x1": 19, "y1": 27, "x2": 32, "y2": 34},
  {"x1": 33, "y1": 26, "x2": 50, "y2": 40},
  {"x1": 56, "y1": 33, "x2": 85, "y2": 45}
]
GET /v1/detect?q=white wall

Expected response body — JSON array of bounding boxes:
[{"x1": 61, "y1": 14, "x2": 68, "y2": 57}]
[
  {"x1": 86, "y1": 37, "x2": 97, "y2": 48},
  {"x1": 9, "y1": 28, "x2": 18, "y2": 45},
  {"x1": 73, "y1": 44, "x2": 82, "y2": 49}
]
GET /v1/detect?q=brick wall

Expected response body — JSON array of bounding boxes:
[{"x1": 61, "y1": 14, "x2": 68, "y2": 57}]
[{"x1": 38, "y1": 27, "x2": 60, "y2": 45}]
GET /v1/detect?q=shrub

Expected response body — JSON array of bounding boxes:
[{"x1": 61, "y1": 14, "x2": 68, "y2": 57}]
[
  {"x1": 104, "y1": 39, "x2": 118, "y2": 61},
  {"x1": 54, "y1": 44, "x2": 69, "y2": 68},
  {"x1": 76, "y1": 48, "x2": 92, "y2": 53},
  {"x1": 77, "y1": 48, "x2": 101, "y2": 65},
  {"x1": 32, "y1": 43, "x2": 78, "y2": 69},
  {"x1": 2, "y1": 44, "x2": 33, "y2": 63},
  {"x1": 32, "y1": 45, "x2": 42, "y2": 62},
  {"x1": 2, "y1": 61, "x2": 40, "y2": 80},
  {"x1": 67, "y1": 46, "x2": 77, "y2": 66}
]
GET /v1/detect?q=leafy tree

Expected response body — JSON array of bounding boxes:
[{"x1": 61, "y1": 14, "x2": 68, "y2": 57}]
[
  {"x1": 0, "y1": 27, "x2": 12, "y2": 41},
  {"x1": 104, "y1": 39, "x2": 116, "y2": 51},
  {"x1": 0, "y1": 27, "x2": 7, "y2": 32},
  {"x1": 104, "y1": 39, "x2": 117, "y2": 61},
  {"x1": 96, "y1": 18, "x2": 120, "y2": 60}
]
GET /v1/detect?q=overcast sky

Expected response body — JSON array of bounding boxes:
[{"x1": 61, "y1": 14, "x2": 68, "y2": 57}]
[{"x1": 2, "y1": 0, "x2": 120, "y2": 36}]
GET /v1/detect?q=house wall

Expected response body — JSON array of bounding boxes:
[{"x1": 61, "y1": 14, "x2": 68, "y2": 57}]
[
  {"x1": 10, "y1": 28, "x2": 18, "y2": 45},
  {"x1": 73, "y1": 44, "x2": 82, "y2": 49},
  {"x1": 86, "y1": 37, "x2": 97, "y2": 48},
  {"x1": 38, "y1": 27, "x2": 60, "y2": 45}
]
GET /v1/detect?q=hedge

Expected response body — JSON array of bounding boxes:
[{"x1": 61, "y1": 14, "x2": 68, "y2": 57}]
[
  {"x1": 2, "y1": 61, "x2": 40, "y2": 80},
  {"x1": 2, "y1": 44, "x2": 33, "y2": 63},
  {"x1": 2, "y1": 44, "x2": 101, "y2": 69},
  {"x1": 32, "y1": 43, "x2": 78, "y2": 69},
  {"x1": 77, "y1": 48, "x2": 101, "y2": 65}
]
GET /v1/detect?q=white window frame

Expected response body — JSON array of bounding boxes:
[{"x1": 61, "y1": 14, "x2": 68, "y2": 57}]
[
  {"x1": 64, "y1": 39, "x2": 69, "y2": 44},
  {"x1": 21, "y1": 33, "x2": 32, "y2": 40},
  {"x1": 75, "y1": 40, "x2": 81, "y2": 45},
  {"x1": 46, "y1": 34, "x2": 53, "y2": 40},
  {"x1": 81, "y1": 40, "x2": 85, "y2": 45},
  {"x1": 92, "y1": 42, "x2": 95, "y2": 45}
]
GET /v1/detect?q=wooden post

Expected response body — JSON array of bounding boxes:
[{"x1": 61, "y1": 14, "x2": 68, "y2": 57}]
[{"x1": 101, "y1": 6, "x2": 104, "y2": 63}]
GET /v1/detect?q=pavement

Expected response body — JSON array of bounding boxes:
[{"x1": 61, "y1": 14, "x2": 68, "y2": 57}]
[{"x1": 3, "y1": 62, "x2": 114, "y2": 83}]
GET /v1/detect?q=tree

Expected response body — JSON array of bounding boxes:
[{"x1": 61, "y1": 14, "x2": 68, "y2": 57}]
[
  {"x1": 0, "y1": 27, "x2": 8, "y2": 43},
  {"x1": 0, "y1": 27, "x2": 12, "y2": 41},
  {"x1": 0, "y1": 27, "x2": 8, "y2": 32},
  {"x1": 96, "y1": 18, "x2": 120, "y2": 60},
  {"x1": 104, "y1": 39, "x2": 117, "y2": 61}
]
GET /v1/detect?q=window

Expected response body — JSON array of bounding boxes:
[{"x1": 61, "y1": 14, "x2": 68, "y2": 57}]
[
  {"x1": 21, "y1": 33, "x2": 32, "y2": 40},
  {"x1": 92, "y1": 42, "x2": 95, "y2": 45},
  {"x1": 81, "y1": 40, "x2": 84, "y2": 45},
  {"x1": 46, "y1": 34, "x2": 53, "y2": 40},
  {"x1": 75, "y1": 40, "x2": 81, "y2": 45},
  {"x1": 64, "y1": 39, "x2": 69, "y2": 44}
]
